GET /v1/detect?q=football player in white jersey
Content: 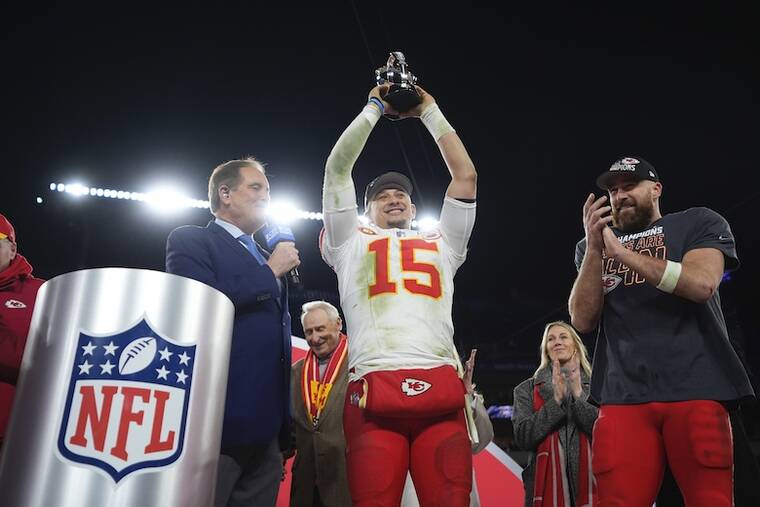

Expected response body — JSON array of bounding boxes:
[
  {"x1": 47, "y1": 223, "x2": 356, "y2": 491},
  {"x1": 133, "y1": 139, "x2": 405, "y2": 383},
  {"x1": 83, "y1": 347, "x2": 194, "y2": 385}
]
[{"x1": 320, "y1": 83, "x2": 477, "y2": 507}]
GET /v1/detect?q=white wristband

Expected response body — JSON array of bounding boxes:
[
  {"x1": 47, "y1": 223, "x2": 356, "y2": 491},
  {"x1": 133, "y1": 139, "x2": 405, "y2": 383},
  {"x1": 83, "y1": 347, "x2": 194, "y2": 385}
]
[
  {"x1": 420, "y1": 103, "x2": 455, "y2": 141},
  {"x1": 656, "y1": 260, "x2": 682, "y2": 293}
]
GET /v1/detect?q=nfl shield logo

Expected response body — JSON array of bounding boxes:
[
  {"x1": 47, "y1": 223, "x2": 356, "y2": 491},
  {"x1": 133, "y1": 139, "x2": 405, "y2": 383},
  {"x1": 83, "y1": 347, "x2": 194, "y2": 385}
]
[{"x1": 57, "y1": 318, "x2": 196, "y2": 482}]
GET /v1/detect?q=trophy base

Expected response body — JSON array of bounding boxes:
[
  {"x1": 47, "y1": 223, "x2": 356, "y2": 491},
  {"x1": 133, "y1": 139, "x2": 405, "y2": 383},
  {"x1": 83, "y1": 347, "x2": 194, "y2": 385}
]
[{"x1": 383, "y1": 85, "x2": 422, "y2": 113}]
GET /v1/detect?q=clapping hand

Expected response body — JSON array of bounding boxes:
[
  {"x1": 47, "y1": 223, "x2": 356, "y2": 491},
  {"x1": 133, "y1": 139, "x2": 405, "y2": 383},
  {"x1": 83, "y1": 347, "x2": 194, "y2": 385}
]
[
  {"x1": 566, "y1": 352, "x2": 583, "y2": 400},
  {"x1": 552, "y1": 359, "x2": 568, "y2": 404},
  {"x1": 602, "y1": 226, "x2": 626, "y2": 261}
]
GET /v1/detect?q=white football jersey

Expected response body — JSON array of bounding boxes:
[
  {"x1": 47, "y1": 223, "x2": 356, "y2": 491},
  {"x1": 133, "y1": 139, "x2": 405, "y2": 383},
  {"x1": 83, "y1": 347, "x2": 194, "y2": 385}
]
[{"x1": 321, "y1": 220, "x2": 467, "y2": 379}]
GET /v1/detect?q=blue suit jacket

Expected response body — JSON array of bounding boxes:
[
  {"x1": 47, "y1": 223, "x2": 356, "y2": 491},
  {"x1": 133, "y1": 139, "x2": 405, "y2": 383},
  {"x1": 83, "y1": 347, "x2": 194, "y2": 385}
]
[{"x1": 165, "y1": 220, "x2": 291, "y2": 450}]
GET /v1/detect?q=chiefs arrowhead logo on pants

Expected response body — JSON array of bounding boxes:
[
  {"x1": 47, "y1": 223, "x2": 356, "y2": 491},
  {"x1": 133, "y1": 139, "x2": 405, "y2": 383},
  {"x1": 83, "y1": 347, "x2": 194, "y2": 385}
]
[{"x1": 401, "y1": 378, "x2": 432, "y2": 396}]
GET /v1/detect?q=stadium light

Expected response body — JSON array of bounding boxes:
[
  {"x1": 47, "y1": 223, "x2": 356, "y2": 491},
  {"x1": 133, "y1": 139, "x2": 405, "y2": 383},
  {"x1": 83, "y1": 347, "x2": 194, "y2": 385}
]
[
  {"x1": 64, "y1": 183, "x2": 90, "y2": 197},
  {"x1": 414, "y1": 216, "x2": 439, "y2": 231},
  {"x1": 266, "y1": 199, "x2": 300, "y2": 224},
  {"x1": 265, "y1": 199, "x2": 324, "y2": 224},
  {"x1": 144, "y1": 186, "x2": 199, "y2": 213},
  {"x1": 47, "y1": 181, "x2": 437, "y2": 227}
]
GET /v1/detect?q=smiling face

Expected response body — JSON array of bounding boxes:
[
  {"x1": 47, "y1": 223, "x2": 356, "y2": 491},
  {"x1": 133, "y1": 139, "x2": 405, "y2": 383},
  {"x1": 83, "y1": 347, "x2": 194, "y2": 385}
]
[
  {"x1": 545, "y1": 325, "x2": 577, "y2": 364},
  {"x1": 367, "y1": 188, "x2": 416, "y2": 229},
  {"x1": 303, "y1": 308, "x2": 342, "y2": 360},
  {"x1": 607, "y1": 175, "x2": 661, "y2": 232},
  {"x1": 217, "y1": 165, "x2": 270, "y2": 234}
]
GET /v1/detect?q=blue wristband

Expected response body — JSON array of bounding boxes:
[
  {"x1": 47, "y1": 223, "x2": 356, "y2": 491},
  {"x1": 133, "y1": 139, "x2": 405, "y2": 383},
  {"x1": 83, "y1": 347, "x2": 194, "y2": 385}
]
[{"x1": 368, "y1": 97, "x2": 385, "y2": 114}]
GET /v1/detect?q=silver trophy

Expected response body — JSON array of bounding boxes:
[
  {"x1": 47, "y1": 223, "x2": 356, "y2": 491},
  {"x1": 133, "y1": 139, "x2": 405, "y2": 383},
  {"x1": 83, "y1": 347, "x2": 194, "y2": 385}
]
[{"x1": 375, "y1": 51, "x2": 421, "y2": 116}]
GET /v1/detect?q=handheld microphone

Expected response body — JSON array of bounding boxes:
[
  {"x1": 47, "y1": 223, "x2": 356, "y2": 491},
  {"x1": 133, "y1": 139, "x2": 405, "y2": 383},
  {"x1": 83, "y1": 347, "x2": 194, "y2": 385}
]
[{"x1": 260, "y1": 223, "x2": 301, "y2": 286}]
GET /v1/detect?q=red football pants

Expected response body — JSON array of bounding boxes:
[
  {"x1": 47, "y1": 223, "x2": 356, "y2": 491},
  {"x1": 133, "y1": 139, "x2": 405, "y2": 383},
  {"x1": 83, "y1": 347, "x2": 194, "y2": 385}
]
[
  {"x1": 343, "y1": 381, "x2": 472, "y2": 507},
  {"x1": 593, "y1": 401, "x2": 733, "y2": 507}
]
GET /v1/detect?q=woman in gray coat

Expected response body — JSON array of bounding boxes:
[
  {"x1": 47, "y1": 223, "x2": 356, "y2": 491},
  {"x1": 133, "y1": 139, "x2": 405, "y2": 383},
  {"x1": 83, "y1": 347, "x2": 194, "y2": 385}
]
[{"x1": 512, "y1": 321, "x2": 598, "y2": 507}]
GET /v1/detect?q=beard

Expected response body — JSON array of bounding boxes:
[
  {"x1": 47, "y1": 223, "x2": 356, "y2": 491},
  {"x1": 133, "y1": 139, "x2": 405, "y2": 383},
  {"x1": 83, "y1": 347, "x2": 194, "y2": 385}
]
[
  {"x1": 386, "y1": 217, "x2": 410, "y2": 229},
  {"x1": 612, "y1": 197, "x2": 656, "y2": 232}
]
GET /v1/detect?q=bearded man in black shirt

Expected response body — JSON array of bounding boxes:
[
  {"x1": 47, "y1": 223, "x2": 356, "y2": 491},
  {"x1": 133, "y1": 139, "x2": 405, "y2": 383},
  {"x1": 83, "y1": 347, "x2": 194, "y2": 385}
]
[{"x1": 569, "y1": 156, "x2": 753, "y2": 507}]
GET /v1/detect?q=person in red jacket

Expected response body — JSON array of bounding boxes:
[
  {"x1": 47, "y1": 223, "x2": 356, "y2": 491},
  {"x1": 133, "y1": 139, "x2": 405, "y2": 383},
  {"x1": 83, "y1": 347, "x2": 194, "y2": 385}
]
[{"x1": 0, "y1": 213, "x2": 44, "y2": 447}]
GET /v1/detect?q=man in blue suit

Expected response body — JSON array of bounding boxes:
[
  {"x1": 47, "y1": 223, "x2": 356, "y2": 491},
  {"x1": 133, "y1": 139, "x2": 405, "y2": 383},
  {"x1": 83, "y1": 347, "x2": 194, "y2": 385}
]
[{"x1": 166, "y1": 158, "x2": 300, "y2": 507}]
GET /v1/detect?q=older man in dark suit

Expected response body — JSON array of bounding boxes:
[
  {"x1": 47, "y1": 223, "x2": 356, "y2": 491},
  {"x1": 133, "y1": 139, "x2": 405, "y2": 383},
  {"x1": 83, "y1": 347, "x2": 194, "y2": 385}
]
[
  {"x1": 166, "y1": 158, "x2": 300, "y2": 507},
  {"x1": 290, "y1": 301, "x2": 351, "y2": 507}
]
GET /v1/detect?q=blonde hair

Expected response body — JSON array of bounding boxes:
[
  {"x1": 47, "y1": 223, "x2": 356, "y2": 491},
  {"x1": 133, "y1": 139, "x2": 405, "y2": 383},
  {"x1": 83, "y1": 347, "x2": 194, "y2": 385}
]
[{"x1": 533, "y1": 320, "x2": 592, "y2": 378}]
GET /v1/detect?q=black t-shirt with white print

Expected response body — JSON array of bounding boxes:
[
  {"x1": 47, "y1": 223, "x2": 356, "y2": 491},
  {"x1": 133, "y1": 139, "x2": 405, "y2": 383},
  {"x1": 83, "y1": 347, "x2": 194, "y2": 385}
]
[{"x1": 575, "y1": 207, "x2": 754, "y2": 404}]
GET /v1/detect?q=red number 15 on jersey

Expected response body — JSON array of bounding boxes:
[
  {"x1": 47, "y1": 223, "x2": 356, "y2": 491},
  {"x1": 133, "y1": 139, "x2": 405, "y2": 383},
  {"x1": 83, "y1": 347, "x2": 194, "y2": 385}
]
[{"x1": 368, "y1": 238, "x2": 442, "y2": 299}]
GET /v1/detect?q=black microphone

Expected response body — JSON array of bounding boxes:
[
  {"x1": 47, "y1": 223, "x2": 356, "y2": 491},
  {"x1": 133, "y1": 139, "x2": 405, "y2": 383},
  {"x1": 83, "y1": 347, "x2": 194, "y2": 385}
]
[{"x1": 260, "y1": 223, "x2": 301, "y2": 286}]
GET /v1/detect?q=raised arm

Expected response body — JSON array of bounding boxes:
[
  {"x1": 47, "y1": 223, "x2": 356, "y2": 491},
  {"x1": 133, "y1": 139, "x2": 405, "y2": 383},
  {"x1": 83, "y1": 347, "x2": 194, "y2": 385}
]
[
  {"x1": 418, "y1": 91, "x2": 477, "y2": 200},
  {"x1": 391, "y1": 87, "x2": 478, "y2": 255},
  {"x1": 389, "y1": 86, "x2": 477, "y2": 201},
  {"x1": 322, "y1": 87, "x2": 386, "y2": 248}
]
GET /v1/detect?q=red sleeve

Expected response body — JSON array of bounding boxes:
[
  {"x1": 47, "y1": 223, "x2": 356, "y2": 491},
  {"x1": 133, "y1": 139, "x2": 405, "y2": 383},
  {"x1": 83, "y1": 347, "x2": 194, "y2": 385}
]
[{"x1": 0, "y1": 277, "x2": 44, "y2": 384}]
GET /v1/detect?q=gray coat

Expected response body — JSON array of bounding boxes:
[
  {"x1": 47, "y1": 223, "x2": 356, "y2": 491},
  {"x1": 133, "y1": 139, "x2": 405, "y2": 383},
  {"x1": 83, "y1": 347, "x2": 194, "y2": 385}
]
[{"x1": 512, "y1": 367, "x2": 598, "y2": 507}]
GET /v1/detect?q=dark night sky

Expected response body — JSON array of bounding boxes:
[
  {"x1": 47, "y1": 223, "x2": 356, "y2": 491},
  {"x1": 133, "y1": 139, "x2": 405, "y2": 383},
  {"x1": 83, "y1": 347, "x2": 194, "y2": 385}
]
[{"x1": 2, "y1": 5, "x2": 758, "y2": 403}]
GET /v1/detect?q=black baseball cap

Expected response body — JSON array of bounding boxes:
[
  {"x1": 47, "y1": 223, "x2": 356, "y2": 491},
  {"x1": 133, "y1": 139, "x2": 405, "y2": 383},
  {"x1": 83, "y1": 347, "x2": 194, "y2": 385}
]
[
  {"x1": 364, "y1": 171, "x2": 413, "y2": 210},
  {"x1": 596, "y1": 156, "x2": 660, "y2": 190}
]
